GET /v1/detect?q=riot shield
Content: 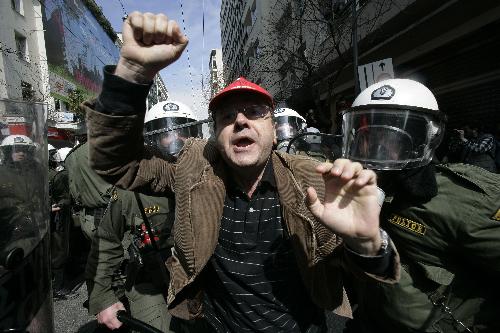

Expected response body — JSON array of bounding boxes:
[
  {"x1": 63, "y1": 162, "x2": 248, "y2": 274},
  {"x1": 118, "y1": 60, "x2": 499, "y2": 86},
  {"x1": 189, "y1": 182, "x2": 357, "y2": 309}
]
[
  {"x1": 285, "y1": 132, "x2": 343, "y2": 162},
  {"x1": 0, "y1": 99, "x2": 53, "y2": 332}
]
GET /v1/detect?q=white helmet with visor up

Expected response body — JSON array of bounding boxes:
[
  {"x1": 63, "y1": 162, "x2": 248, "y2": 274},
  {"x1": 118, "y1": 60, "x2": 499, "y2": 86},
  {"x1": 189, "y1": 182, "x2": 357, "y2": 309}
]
[
  {"x1": 273, "y1": 107, "x2": 307, "y2": 143},
  {"x1": 342, "y1": 79, "x2": 445, "y2": 170},
  {"x1": 144, "y1": 101, "x2": 202, "y2": 156}
]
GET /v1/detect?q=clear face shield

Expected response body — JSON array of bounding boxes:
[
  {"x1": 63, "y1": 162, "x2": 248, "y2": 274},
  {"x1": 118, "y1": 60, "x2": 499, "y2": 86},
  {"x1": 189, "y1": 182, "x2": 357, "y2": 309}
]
[
  {"x1": 342, "y1": 108, "x2": 445, "y2": 170},
  {"x1": 275, "y1": 116, "x2": 306, "y2": 142},
  {"x1": 144, "y1": 117, "x2": 201, "y2": 157}
]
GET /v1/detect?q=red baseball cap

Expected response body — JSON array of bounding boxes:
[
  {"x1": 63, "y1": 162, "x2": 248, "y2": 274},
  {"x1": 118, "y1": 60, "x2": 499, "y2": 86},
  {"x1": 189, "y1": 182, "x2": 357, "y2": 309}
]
[{"x1": 209, "y1": 77, "x2": 274, "y2": 111}]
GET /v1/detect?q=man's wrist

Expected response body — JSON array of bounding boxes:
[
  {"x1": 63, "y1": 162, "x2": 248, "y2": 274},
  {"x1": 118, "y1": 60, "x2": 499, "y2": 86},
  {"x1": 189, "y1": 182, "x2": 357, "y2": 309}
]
[
  {"x1": 344, "y1": 231, "x2": 383, "y2": 256},
  {"x1": 345, "y1": 229, "x2": 393, "y2": 276},
  {"x1": 115, "y1": 58, "x2": 155, "y2": 84}
]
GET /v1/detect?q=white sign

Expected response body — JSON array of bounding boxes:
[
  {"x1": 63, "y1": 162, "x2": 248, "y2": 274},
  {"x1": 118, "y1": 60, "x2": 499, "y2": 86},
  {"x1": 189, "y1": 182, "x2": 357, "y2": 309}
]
[
  {"x1": 358, "y1": 58, "x2": 394, "y2": 91},
  {"x1": 54, "y1": 112, "x2": 74, "y2": 123}
]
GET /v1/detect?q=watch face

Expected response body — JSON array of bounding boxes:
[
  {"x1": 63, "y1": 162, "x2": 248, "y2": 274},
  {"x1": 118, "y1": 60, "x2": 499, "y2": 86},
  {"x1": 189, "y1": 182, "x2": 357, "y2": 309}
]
[{"x1": 379, "y1": 228, "x2": 389, "y2": 253}]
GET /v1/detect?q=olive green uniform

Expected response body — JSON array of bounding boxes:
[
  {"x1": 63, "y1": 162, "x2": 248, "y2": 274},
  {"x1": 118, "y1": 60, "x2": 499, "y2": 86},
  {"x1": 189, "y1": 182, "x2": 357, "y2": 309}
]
[
  {"x1": 350, "y1": 164, "x2": 500, "y2": 332},
  {"x1": 49, "y1": 166, "x2": 71, "y2": 273},
  {"x1": 85, "y1": 187, "x2": 175, "y2": 332},
  {"x1": 65, "y1": 142, "x2": 113, "y2": 239},
  {"x1": 0, "y1": 161, "x2": 45, "y2": 259}
]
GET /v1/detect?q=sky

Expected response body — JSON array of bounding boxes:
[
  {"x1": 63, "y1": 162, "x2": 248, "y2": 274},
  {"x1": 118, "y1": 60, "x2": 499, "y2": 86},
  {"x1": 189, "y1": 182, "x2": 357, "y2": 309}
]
[{"x1": 94, "y1": 0, "x2": 222, "y2": 120}]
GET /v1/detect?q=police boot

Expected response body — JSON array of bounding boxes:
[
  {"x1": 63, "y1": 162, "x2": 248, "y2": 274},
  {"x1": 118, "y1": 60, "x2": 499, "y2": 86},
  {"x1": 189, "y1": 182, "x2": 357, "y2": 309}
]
[{"x1": 52, "y1": 268, "x2": 72, "y2": 299}]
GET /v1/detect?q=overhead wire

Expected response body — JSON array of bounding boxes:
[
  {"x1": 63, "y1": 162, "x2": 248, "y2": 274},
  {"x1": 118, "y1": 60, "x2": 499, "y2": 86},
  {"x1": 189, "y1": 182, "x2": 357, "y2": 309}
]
[
  {"x1": 116, "y1": 0, "x2": 128, "y2": 18},
  {"x1": 178, "y1": 0, "x2": 196, "y2": 104}
]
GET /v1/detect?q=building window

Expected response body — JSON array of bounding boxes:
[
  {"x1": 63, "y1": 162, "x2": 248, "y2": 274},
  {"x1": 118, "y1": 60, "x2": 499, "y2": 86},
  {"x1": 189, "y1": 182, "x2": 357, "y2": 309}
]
[
  {"x1": 21, "y1": 81, "x2": 33, "y2": 101},
  {"x1": 11, "y1": 0, "x2": 24, "y2": 15},
  {"x1": 15, "y1": 32, "x2": 29, "y2": 62}
]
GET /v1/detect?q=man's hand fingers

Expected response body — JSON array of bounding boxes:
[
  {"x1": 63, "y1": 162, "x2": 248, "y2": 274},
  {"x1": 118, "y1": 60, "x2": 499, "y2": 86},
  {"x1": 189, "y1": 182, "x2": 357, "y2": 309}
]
[
  {"x1": 331, "y1": 159, "x2": 363, "y2": 180},
  {"x1": 355, "y1": 169, "x2": 377, "y2": 187},
  {"x1": 154, "y1": 14, "x2": 168, "y2": 44},
  {"x1": 171, "y1": 20, "x2": 189, "y2": 45},
  {"x1": 142, "y1": 12, "x2": 156, "y2": 45},
  {"x1": 306, "y1": 187, "x2": 324, "y2": 218},
  {"x1": 127, "y1": 12, "x2": 143, "y2": 42}
]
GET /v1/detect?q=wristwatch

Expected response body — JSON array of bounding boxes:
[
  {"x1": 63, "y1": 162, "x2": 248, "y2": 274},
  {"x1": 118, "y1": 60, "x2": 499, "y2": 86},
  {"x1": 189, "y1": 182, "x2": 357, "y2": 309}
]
[{"x1": 378, "y1": 228, "x2": 389, "y2": 255}]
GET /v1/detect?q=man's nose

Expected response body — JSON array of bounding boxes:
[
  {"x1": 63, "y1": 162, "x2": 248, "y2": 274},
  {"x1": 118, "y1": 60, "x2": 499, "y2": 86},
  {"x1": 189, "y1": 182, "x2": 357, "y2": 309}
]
[{"x1": 234, "y1": 111, "x2": 250, "y2": 128}]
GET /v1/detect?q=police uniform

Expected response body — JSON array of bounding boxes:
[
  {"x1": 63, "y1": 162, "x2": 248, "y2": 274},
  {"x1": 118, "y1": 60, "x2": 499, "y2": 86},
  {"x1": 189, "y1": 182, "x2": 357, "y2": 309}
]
[
  {"x1": 85, "y1": 187, "x2": 175, "y2": 332},
  {"x1": 0, "y1": 159, "x2": 45, "y2": 258},
  {"x1": 49, "y1": 165, "x2": 71, "y2": 292},
  {"x1": 65, "y1": 142, "x2": 114, "y2": 240},
  {"x1": 349, "y1": 164, "x2": 500, "y2": 332}
]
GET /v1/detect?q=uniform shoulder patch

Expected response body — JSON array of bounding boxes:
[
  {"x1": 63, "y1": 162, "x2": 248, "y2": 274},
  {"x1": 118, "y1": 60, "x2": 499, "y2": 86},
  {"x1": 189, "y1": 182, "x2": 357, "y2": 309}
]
[
  {"x1": 144, "y1": 205, "x2": 160, "y2": 215},
  {"x1": 492, "y1": 207, "x2": 500, "y2": 222},
  {"x1": 387, "y1": 213, "x2": 427, "y2": 236},
  {"x1": 111, "y1": 189, "x2": 118, "y2": 201}
]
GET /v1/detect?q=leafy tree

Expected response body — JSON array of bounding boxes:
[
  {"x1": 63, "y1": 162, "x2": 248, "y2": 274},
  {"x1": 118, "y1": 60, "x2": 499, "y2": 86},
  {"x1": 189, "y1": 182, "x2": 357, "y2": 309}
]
[{"x1": 253, "y1": 0, "x2": 403, "y2": 131}]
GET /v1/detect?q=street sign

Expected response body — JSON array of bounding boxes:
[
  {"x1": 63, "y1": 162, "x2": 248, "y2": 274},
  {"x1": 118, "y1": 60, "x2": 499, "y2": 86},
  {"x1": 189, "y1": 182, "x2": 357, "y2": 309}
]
[{"x1": 358, "y1": 58, "x2": 394, "y2": 91}]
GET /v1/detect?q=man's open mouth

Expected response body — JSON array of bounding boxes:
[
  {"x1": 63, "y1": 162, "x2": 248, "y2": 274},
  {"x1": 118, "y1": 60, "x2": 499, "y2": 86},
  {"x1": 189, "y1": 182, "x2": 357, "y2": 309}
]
[{"x1": 234, "y1": 137, "x2": 255, "y2": 147}]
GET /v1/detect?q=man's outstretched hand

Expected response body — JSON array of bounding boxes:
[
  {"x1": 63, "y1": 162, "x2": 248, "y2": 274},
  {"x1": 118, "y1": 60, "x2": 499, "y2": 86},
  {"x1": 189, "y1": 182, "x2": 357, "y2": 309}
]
[
  {"x1": 115, "y1": 12, "x2": 189, "y2": 83},
  {"x1": 306, "y1": 159, "x2": 382, "y2": 256}
]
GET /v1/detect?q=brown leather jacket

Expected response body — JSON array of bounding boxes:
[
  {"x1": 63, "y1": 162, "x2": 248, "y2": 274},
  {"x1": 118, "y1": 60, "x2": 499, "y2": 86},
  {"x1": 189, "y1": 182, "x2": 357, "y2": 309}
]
[{"x1": 85, "y1": 102, "x2": 400, "y2": 320}]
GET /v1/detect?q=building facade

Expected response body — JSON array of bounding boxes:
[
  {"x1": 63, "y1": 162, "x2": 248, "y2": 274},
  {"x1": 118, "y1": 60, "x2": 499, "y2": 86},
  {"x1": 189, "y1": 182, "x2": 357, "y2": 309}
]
[
  {"x1": 220, "y1": 0, "x2": 500, "y2": 134},
  {"x1": 208, "y1": 48, "x2": 224, "y2": 98},
  {"x1": 0, "y1": 0, "x2": 49, "y2": 102},
  {"x1": 146, "y1": 74, "x2": 169, "y2": 110},
  {"x1": 220, "y1": 0, "x2": 247, "y2": 83},
  {"x1": 42, "y1": 0, "x2": 120, "y2": 132}
]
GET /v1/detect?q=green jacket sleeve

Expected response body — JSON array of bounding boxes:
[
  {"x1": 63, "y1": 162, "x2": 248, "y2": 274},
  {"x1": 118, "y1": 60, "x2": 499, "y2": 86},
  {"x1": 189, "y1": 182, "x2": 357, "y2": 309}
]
[
  {"x1": 460, "y1": 205, "x2": 500, "y2": 275},
  {"x1": 85, "y1": 101, "x2": 177, "y2": 195},
  {"x1": 85, "y1": 192, "x2": 125, "y2": 315},
  {"x1": 50, "y1": 169, "x2": 71, "y2": 207}
]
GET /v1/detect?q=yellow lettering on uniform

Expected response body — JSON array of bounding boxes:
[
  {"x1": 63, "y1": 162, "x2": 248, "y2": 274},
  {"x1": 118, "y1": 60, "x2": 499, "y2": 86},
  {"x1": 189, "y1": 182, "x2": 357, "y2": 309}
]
[
  {"x1": 387, "y1": 214, "x2": 427, "y2": 236},
  {"x1": 492, "y1": 208, "x2": 500, "y2": 222}
]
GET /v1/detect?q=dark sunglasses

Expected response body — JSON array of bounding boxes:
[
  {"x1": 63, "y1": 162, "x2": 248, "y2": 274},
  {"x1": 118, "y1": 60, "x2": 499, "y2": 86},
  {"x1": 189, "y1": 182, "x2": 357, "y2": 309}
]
[{"x1": 214, "y1": 105, "x2": 272, "y2": 125}]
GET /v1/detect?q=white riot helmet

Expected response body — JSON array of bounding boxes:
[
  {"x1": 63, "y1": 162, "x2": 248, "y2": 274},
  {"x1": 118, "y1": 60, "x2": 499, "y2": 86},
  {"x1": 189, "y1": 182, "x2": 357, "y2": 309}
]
[
  {"x1": 57, "y1": 147, "x2": 72, "y2": 162},
  {"x1": 273, "y1": 107, "x2": 307, "y2": 143},
  {"x1": 0, "y1": 135, "x2": 35, "y2": 162},
  {"x1": 342, "y1": 79, "x2": 445, "y2": 170},
  {"x1": 1, "y1": 135, "x2": 34, "y2": 148},
  {"x1": 304, "y1": 127, "x2": 322, "y2": 145},
  {"x1": 144, "y1": 101, "x2": 202, "y2": 156},
  {"x1": 48, "y1": 144, "x2": 60, "y2": 163}
]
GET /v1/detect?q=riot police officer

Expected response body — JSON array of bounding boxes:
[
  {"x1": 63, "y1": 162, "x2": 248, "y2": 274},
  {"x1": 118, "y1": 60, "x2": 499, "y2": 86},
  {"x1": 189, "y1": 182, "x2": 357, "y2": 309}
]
[
  {"x1": 65, "y1": 142, "x2": 115, "y2": 241},
  {"x1": 273, "y1": 107, "x2": 307, "y2": 153},
  {"x1": 86, "y1": 100, "x2": 202, "y2": 332},
  {"x1": 0, "y1": 130, "x2": 53, "y2": 331},
  {"x1": 49, "y1": 146, "x2": 72, "y2": 298},
  {"x1": 0, "y1": 135, "x2": 40, "y2": 256},
  {"x1": 342, "y1": 79, "x2": 500, "y2": 332}
]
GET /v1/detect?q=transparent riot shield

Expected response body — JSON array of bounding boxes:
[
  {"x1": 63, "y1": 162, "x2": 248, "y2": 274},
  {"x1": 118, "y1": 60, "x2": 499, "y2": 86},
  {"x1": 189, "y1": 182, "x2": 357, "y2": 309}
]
[
  {"x1": 285, "y1": 132, "x2": 343, "y2": 163},
  {"x1": 0, "y1": 99, "x2": 53, "y2": 332}
]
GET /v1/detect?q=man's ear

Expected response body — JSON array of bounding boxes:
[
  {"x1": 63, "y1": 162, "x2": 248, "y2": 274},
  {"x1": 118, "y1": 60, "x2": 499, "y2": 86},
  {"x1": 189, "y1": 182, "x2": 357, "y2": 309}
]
[{"x1": 273, "y1": 126, "x2": 277, "y2": 145}]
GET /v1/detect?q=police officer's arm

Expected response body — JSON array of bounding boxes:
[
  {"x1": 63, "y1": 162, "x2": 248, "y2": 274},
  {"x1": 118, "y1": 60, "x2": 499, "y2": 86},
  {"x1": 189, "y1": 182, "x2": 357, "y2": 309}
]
[
  {"x1": 459, "y1": 206, "x2": 500, "y2": 275},
  {"x1": 85, "y1": 195, "x2": 126, "y2": 320},
  {"x1": 86, "y1": 12, "x2": 187, "y2": 193},
  {"x1": 50, "y1": 170, "x2": 71, "y2": 208}
]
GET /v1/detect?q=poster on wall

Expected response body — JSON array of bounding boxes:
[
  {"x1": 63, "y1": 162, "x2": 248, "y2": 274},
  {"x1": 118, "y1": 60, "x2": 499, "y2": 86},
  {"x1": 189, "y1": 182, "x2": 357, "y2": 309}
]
[{"x1": 42, "y1": 0, "x2": 120, "y2": 96}]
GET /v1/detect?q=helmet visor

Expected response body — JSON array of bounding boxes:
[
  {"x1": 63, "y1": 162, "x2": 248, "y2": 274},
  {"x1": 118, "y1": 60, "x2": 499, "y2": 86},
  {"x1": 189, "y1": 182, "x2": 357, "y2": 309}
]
[
  {"x1": 342, "y1": 109, "x2": 444, "y2": 170},
  {"x1": 144, "y1": 118, "x2": 201, "y2": 156},
  {"x1": 275, "y1": 116, "x2": 306, "y2": 141}
]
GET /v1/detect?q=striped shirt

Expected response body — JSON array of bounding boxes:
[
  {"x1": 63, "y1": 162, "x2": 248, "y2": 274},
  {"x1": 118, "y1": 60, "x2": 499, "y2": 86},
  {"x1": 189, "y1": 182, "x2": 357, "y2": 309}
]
[
  {"x1": 203, "y1": 161, "x2": 322, "y2": 332},
  {"x1": 449, "y1": 133, "x2": 495, "y2": 154}
]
